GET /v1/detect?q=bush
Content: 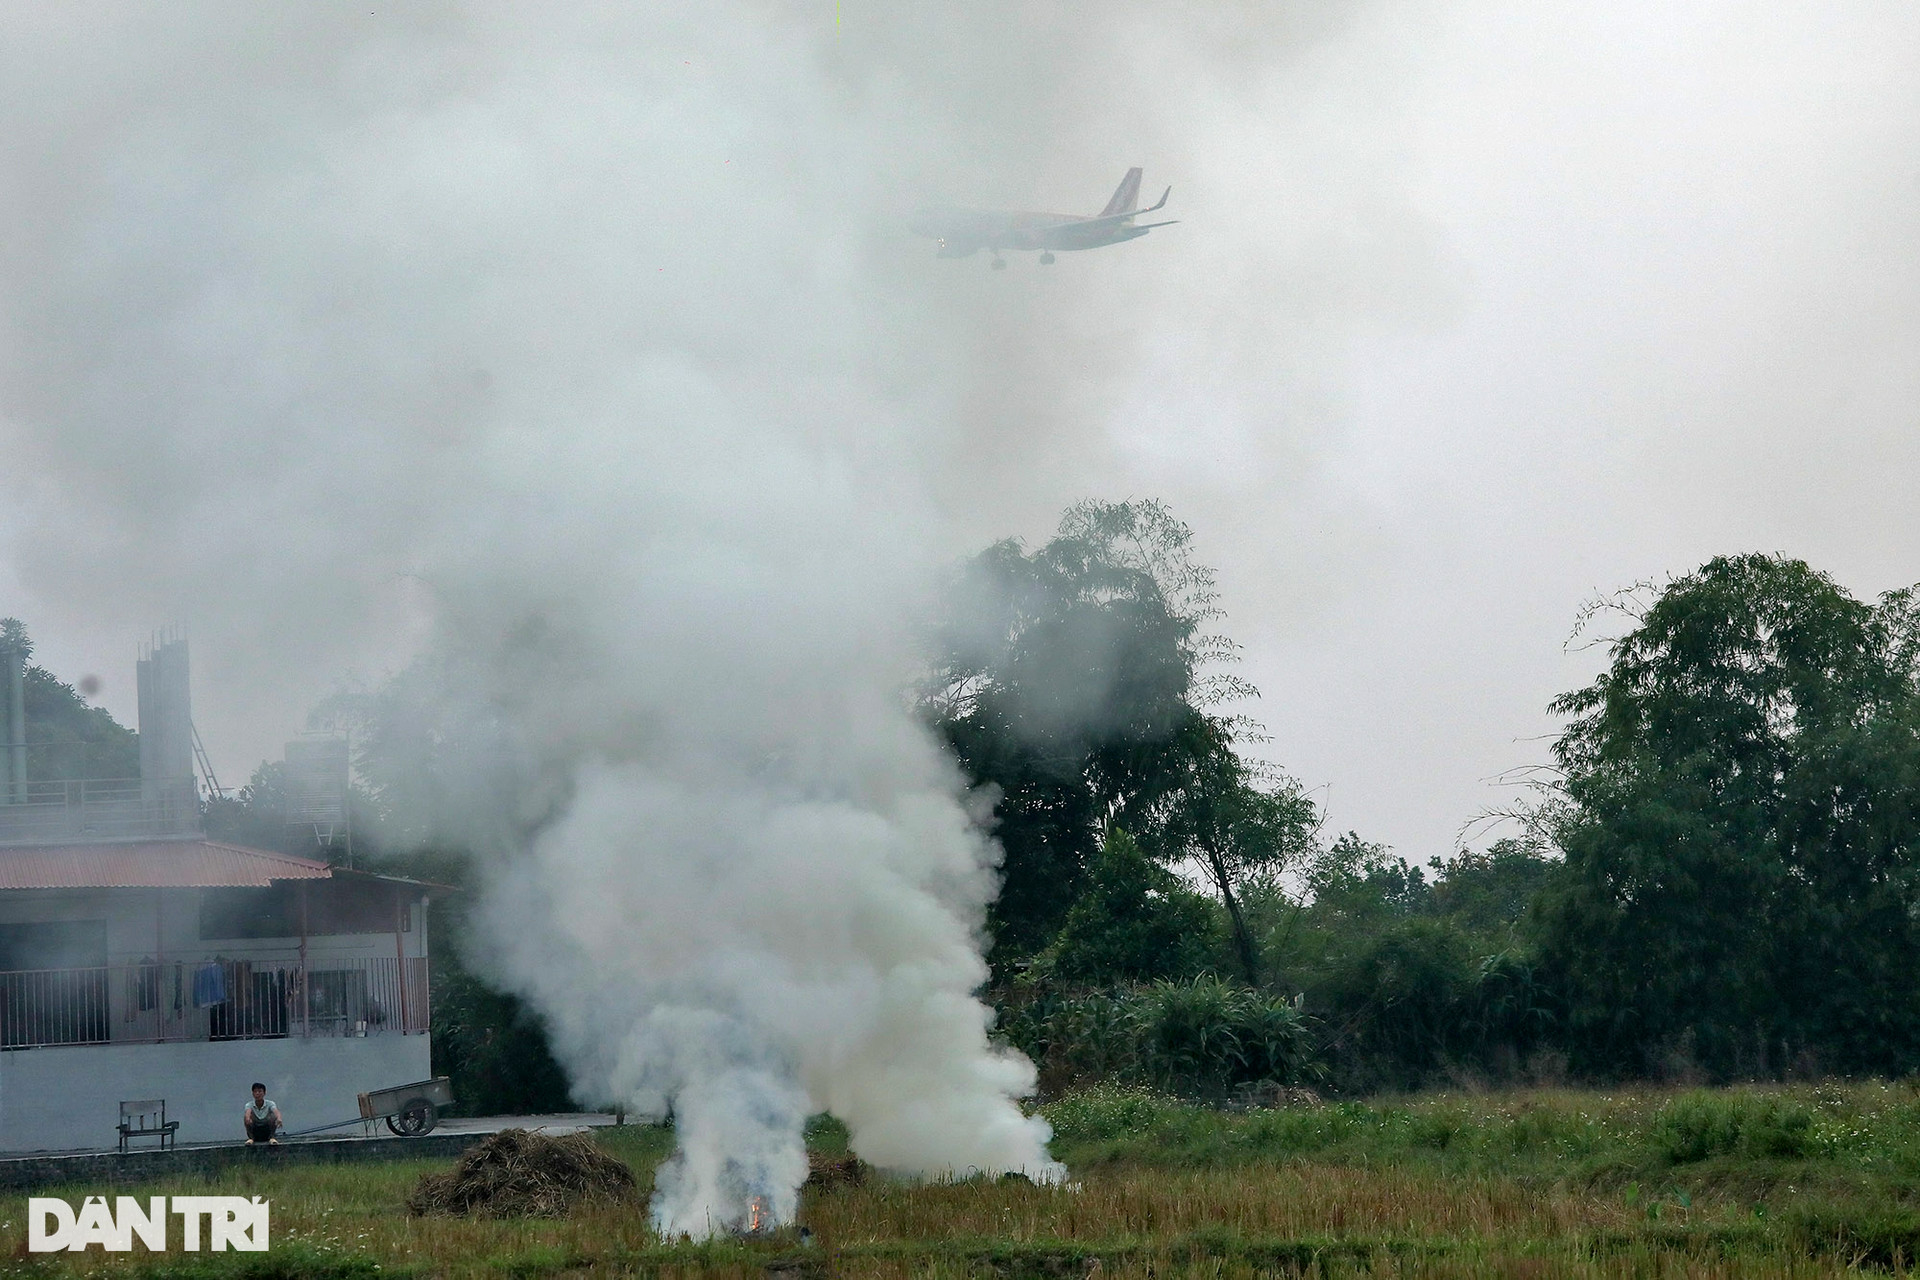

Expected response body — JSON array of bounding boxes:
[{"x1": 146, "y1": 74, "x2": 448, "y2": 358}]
[
  {"x1": 1650, "y1": 1090, "x2": 1817, "y2": 1163},
  {"x1": 1004, "y1": 975, "x2": 1316, "y2": 1100},
  {"x1": 1039, "y1": 828, "x2": 1222, "y2": 984},
  {"x1": 1134, "y1": 975, "x2": 1313, "y2": 1097},
  {"x1": 1042, "y1": 1085, "x2": 1177, "y2": 1144}
]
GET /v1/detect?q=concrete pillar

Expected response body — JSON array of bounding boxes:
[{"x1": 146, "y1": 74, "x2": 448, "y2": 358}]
[{"x1": 136, "y1": 638, "x2": 193, "y2": 802}]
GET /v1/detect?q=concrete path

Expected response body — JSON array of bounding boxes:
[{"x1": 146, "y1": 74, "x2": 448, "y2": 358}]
[
  {"x1": 435, "y1": 1112, "x2": 623, "y2": 1137},
  {"x1": 0, "y1": 1112, "x2": 632, "y2": 1164}
]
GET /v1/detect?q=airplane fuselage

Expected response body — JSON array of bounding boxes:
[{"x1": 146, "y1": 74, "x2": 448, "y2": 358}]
[
  {"x1": 909, "y1": 168, "x2": 1174, "y2": 263},
  {"x1": 911, "y1": 208, "x2": 1153, "y2": 256}
]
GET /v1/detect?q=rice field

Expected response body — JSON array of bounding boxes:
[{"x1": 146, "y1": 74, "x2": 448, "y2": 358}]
[{"x1": 6, "y1": 1082, "x2": 1920, "y2": 1277}]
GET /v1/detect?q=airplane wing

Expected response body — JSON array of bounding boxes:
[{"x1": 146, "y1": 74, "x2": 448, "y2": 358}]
[{"x1": 1069, "y1": 185, "x2": 1171, "y2": 231}]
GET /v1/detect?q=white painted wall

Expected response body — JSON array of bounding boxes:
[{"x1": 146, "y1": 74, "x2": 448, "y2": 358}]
[{"x1": 0, "y1": 1032, "x2": 432, "y2": 1152}]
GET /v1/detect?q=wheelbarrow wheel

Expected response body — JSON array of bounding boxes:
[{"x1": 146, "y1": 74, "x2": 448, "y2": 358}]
[{"x1": 387, "y1": 1098, "x2": 438, "y2": 1136}]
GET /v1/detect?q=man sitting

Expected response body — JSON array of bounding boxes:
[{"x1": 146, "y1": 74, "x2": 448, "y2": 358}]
[{"x1": 243, "y1": 1083, "x2": 282, "y2": 1145}]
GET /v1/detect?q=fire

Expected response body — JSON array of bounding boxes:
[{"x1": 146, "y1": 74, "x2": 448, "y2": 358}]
[{"x1": 747, "y1": 1196, "x2": 767, "y2": 1234}]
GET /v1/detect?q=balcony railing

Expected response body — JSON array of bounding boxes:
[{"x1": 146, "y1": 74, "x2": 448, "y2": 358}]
[
  {"x1": 0, "y1": 956, "x2": 429, "y2": 1050},
  {"x1": 0, "y1": 776, "x2": 201, "y2": 847}
]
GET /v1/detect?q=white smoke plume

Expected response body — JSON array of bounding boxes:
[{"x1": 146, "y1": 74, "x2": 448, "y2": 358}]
[
  {"x1": 485, "y1": 756, "x2": 1059, "y2": 1233},
  {"x1": 411, "y1": 493, "x2": 1072, "y2": 1228}
]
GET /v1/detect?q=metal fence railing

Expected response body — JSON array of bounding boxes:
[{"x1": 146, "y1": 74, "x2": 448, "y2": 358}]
[
  {"x1": 0, "y1": 967, "x2": 109, "y2": 1048},
  {"x1": 0, "y1": 776, "x2": 201, "y2": 846},
  {"x1": 0, "y1": 956, "x2": 429, "y2": 1049}
]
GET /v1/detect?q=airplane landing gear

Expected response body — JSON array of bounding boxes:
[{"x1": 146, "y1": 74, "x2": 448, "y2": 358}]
[
  {"x1": 1039, "y1": 252, "x2": 1056, "y2": 265},
  {"x1": 990, "y1": 256, "x2": 1007, "y2": 270}
]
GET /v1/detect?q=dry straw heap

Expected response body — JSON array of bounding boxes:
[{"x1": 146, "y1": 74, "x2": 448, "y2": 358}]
[
  {"x1": 408, "y1": 1129, "x2": 639, "y2": 1218},
  {"x1": 804, "y1": 1152, "x2": 868, "y2": 1190}
]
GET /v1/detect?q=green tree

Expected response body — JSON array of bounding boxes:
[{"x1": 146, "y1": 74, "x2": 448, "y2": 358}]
[
  {"x1": 1307, "y1": 832, "x2": 1429, "y2": 919},
  {"x1": 0, "y1": 618, "x2": 138, "y2": 780},
  {"x1": 1536, "y1": 554, "x2": 1920, "y2": 1076},
  {"x1": 924, "y1": 500, "x2": 1218, "y2": 962},
  {"x1": 1038, "y1": 827, "x2": 1221, "y2": 984},
  {"x1": 1425, "y1": 838, "x2": 1556, "y2": 935},
  {"x1": 927, "y1": 499, "x2": 1321, "y2": 976},
  {"x1": 1252, "y1": 832, "x2": 1561, "y2": 1092},
  {"x1": 1143, "y1": 716, "x2": 1319, "y2": 984},
  {"x1": 427, "y1": 913, "x2": 576, "y2": 1117}
]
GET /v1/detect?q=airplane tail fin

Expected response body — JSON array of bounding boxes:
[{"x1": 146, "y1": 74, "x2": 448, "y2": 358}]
[{"x1": 1099, "y1": 167, "x2": 1143, "y2": 217}]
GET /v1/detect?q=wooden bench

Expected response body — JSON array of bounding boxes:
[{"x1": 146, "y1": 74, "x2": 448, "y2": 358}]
[{"x1": 117, "y1": 1099, "x2": 179, "y2": 1153}]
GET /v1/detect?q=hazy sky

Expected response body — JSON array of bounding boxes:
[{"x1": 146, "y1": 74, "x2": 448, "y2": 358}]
[{"x1": 2, "y1": 2, "x2": 1916, "y2": 861}]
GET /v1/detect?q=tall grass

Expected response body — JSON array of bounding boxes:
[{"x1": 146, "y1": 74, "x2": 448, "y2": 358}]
[{"x1": 1002, "y1": 974, "x2": 1316, "y2": 1099}]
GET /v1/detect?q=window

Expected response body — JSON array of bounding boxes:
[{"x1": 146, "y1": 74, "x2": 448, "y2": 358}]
[
  {"x1": 198, "y1": 888, "x2": 293, "y2": 940},
  {"x1": 0, "y1": 920, "x2": 107, "y2": 970},
  {"x1": 0, "y1": 922, "x2": 109, "y2": 1047}
]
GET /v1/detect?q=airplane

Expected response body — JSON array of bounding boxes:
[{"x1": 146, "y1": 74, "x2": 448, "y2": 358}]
[{"x1": 908, "y1": 167, "x2": 1176, "y2": 268}]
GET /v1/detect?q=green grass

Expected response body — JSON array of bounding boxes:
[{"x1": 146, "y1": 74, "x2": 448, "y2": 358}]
[
  {"x1": 6, "y1": 1083, "x2": 1920, "y2": 1276},
  {"x1": 1046, "y1": 1078, "x2": 1920, "y2": 1179}
]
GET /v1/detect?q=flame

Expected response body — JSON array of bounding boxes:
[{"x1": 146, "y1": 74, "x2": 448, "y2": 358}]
[{"x1": 747, "y1": 1196, "x2": 765, "y2": 1234}]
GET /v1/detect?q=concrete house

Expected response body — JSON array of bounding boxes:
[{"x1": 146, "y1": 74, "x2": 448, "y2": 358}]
[{"x1": 0, "y1": 638, "x2": 435, "y2": 1152}]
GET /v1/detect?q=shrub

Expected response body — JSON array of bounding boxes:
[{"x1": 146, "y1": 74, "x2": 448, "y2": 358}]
[
  {"x1": 1650, "y1": 1090, "x2": 1816, "y2": 1163},
  {"x1": 1005, "y1": 975, "x2": 1316, "y2": 1100},
  {"x1": 1042, "y1": 1085, "x2": 1176, "y2": 1144},
  {"x1": 1040, "y1": 828, "x2": 1222, "y2": 984},
  {"x1": 1134, "y1": 975, "x2": 1313, "y2": 1097}
]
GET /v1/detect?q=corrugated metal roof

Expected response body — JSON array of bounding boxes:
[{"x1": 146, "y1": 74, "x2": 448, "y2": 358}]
[{"x1": 0, "y1": 840, "x2": 335, "y2": 890}]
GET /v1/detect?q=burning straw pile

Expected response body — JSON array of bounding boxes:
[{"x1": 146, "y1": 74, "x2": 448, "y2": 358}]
[{"x1": 408, "y1": 1129, "x2": 638, "y2": 1218}]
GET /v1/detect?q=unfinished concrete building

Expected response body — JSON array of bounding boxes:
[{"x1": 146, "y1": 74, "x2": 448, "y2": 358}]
[{"x1": 0, "y1": 639, "x2": 435, "y2": 1151}]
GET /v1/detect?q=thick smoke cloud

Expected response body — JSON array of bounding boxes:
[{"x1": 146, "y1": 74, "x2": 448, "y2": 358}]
[
  {"x1": 0, "y1": 2, "x2": 1435, "y2": 751},
  {"x1": 4, "y1": 1, "x2": 1390, "y2": 1230},
  {"x1": 6, "y1": 5, "x2": 1917, "y2": 869}
]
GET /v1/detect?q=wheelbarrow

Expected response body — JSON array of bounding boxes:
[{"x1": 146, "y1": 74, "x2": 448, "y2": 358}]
[{"x1": 357, "y1": 1077, "x2": 455, "y2": 1136}]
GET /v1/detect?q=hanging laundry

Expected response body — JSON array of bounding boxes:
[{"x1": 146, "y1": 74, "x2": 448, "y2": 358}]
[{"x1": 192, "y1": 960, "x2": 227, "y2": 1008}]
